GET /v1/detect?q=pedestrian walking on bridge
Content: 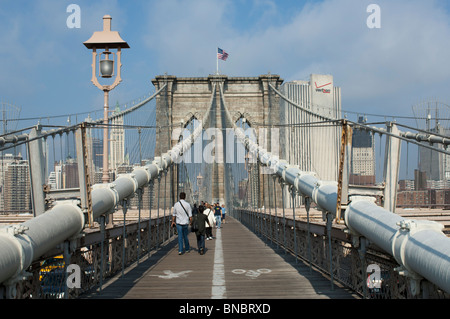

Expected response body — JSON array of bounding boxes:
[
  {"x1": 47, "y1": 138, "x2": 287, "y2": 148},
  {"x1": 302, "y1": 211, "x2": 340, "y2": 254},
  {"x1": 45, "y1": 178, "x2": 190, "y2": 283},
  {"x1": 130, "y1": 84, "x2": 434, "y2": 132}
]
[
  {"x1": 214, "y1": 203, "x2": 222, "y2": 229},
  {"x1": 171, "y1": 192, "x2": 192, "y2": 255}
]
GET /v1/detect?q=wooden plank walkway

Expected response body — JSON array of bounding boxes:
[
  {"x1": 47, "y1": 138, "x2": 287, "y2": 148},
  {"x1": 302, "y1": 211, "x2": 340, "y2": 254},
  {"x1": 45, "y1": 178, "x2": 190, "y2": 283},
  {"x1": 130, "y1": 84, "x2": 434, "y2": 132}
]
[{"x1": 83, "y1": 216, "x2": 358, "y2": 299}]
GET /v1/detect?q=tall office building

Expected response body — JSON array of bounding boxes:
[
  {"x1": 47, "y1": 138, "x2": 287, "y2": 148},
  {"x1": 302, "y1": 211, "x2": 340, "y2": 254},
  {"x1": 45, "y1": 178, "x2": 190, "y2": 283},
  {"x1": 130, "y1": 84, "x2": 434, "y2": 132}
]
[
  {"x1": 419, "y1": 127, "x2": 450, "y2": 181},
  {"x1": 280, "y1": 74, "x2": 342, "y2": 181},
  {"x1": 110, "y1": 102, "x2": 126, "y2": 172},
  {"x1": 51, "y1": 158, "x2": 79, "y2": 189},
  {"x1": 54, "y1": 162, "x2": 63, "y2": 189},
  {"x1": 0, "y1": 154, "x2": 19, "y2": 212},
  {"x1": 92, "y1": 137, "x2": 103, "y2": 171},
  {"x1": 48, "y1": 171, "x2": 57, "y2": 190},
  {"x1": 413, "y1": 101, "x2": 450, "y2": 181},
  {"x1": 350, "y1": 116, "x2": 375, "y2": 185},
  {"x1": 63, "y1": 158, "x2": 79, "y2": 188},
  {"x1": 84, "y1": 115, "x2": 103, "y2": 172},
  {"x1": 2, "y1": 157, "x2": 31, "y2": 213}
]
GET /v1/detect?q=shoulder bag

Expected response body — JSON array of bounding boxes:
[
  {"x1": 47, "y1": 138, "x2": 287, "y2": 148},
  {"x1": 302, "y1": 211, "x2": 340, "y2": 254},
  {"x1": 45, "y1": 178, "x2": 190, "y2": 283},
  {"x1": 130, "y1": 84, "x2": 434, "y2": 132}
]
[{"x1": 179, "y1": 201, "x2": 198, "y2": 232}]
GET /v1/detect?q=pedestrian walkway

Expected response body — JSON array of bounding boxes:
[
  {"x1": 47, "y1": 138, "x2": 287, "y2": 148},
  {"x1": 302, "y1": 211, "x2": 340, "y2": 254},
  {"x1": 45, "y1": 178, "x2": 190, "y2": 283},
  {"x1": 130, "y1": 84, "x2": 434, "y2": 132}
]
[{"x1": 84, "y1": 216, "x2": 358, "y2": 299}]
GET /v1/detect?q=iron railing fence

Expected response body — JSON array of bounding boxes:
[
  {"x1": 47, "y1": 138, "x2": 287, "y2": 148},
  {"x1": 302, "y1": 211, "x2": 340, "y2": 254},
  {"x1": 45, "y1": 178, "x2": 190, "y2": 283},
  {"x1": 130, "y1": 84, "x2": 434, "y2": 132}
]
[
  {"x1": 233, "y1": 208, "x2": 449, "y2": 299},
  {"x1": 10, "y1": 214, "x2": 175, "y2": 299}
]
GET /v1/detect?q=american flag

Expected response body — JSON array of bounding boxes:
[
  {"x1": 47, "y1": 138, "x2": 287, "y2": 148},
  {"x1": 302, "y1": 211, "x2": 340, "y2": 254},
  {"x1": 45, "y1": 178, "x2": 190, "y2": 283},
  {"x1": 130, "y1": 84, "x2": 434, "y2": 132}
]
[{"x1": 217, "y1": 48, "x2": 229, "y2": 61}]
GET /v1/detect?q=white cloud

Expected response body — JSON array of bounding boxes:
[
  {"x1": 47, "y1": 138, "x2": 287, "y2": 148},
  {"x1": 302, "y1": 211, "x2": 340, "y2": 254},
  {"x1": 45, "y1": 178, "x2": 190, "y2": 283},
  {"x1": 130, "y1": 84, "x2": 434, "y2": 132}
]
[
  {"x1": 0, "y1": 0, "x2": 126, "y2": 117},
  {"x1": 142, "y1": 0, "x2": 237, "y2": 75},
  {"x1": 142, "y1": 0, "x2": 450, "y2": 117}
]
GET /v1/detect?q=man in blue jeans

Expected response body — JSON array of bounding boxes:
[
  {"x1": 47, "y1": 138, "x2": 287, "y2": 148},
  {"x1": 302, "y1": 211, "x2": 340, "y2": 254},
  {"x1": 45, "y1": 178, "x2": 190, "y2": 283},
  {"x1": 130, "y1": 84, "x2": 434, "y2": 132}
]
[
  {"x1": 171, "y1": 192, "x2": 192, "y2": 255},
  {"x1": 214, "y1": 203, "x2": 222, "y2": 229}
]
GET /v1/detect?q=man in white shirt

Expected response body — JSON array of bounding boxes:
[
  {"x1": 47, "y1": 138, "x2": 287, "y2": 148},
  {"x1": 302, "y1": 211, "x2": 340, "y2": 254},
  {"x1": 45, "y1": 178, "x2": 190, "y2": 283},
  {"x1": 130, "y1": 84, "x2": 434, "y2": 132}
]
[{"x1": 171, "y1": 192, "x2": 192, "y2": 255}]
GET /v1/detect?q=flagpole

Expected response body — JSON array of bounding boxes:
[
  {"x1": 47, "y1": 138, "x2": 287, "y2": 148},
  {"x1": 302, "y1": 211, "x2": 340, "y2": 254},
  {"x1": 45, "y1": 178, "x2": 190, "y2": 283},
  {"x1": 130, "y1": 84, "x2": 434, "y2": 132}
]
[{"x1": 216, "y1": 47, "x2": 219, "y2": 75}]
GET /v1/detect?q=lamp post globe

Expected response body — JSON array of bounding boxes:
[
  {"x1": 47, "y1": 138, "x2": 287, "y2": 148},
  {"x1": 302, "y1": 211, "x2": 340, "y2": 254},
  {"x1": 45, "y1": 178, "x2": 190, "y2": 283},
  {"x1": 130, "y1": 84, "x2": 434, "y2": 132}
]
[{"x1": 99, "y1": 54, "x2": 114, "y2": 78}]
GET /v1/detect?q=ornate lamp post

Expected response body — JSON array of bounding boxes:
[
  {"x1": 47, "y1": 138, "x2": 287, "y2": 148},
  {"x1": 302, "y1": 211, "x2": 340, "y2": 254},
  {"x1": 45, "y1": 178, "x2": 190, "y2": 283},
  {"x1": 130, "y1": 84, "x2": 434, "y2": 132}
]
[{"x1": 84, "y1": 15, "x2": 129, "y2": 183}]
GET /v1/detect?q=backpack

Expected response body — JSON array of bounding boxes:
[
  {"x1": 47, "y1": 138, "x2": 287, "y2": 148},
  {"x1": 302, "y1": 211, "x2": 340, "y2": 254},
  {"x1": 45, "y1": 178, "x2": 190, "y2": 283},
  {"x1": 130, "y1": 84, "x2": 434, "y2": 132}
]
[{"x1": 191, "y1": 214, "x2": 199, "y2": 232}]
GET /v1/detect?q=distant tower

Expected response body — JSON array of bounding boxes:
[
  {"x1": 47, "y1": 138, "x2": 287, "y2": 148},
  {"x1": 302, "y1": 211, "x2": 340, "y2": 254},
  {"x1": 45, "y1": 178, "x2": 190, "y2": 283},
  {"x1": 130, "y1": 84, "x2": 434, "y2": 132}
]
[
  {"x1": 1, "y1": 102, "x2": 21, "y2": 156},
  {"x1": 0, "y1": 102, "x2": 23, "y2": 212},
  {"x1": 2, "y1": 154, "x2": 31, "y2": 213},
  {"x1": 110, "y1": 101, "x2": 126, "y2": 172},
  {"x1": 151, "y1": 74, "x2": 283, "y2": 208},
  {"x1": 350, "y1": 116, "x2": 375, "y2": 185},
  {"x1": 196, "y1": 172, "x2": 203, "y2": 187},
  {"x1": 84, "y1": 114, "x2": 103, "y2": 172},
  {"x1": 196, "y1": 172, "x2": 204, "y2": 202},
  {"x1": 280, "y1": 74, "x2": 342, "y2": 181},
  {"x1": 413, "y1": 99, "x2": 450, "y2": 181},
  {"x1": 0, "y1": 102, "x2": 20, "y2": 134}
]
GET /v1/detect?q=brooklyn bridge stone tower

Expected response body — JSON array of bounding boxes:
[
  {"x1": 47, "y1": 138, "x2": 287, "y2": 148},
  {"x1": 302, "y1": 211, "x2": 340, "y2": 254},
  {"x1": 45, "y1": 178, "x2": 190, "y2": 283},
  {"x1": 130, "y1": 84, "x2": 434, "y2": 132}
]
[{"x1": 151, "y1": 74, "x2": 283, "y2": 207}]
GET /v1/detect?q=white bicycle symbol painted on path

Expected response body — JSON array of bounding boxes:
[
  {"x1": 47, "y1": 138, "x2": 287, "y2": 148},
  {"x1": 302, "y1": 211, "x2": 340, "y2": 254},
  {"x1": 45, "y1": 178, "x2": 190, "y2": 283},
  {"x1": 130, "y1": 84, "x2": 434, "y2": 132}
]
[{"x1": 232, "y1": 268, "x2": 272, "y2": 279}]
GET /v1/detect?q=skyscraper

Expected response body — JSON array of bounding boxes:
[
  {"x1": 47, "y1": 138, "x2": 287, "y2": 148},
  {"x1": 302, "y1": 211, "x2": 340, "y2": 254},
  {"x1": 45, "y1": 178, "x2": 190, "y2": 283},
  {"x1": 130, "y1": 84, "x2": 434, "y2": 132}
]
[
  {"x1": 110, "y1": 102, "x2": 126, "y2": 172},
  {"x1": 350, "y1": 116, "x2": 375, "y2": 185},
  {"x1": 413, "y1": 100, "x2": 450, "y2": 181},
  {"x1": 418, "y1": 127, "x2": 450, "y2": 181},
  {"x1": 280, "y1": 74, "x2": 342, "y2": 181},
  {"x1": 2, "y1": 156, "x2": 31, "y2": 213}
]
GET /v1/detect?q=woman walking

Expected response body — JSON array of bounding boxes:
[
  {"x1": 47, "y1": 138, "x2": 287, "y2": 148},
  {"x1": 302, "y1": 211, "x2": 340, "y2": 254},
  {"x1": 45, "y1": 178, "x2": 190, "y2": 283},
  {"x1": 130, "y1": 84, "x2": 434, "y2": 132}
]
[
  {"x1": 204, "y1": 204, "x2": 215, "y2": 240},
  {"x1": 193, "y1": 210, "x2": 210, "y2": 255}
]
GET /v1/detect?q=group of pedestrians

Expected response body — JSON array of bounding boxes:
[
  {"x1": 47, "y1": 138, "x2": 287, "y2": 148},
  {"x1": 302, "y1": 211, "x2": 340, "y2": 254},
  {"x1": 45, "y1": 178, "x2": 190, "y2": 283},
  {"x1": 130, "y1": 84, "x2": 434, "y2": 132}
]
[{"x1": 170, "y1": 192, "x2": 226, "y2": 256}]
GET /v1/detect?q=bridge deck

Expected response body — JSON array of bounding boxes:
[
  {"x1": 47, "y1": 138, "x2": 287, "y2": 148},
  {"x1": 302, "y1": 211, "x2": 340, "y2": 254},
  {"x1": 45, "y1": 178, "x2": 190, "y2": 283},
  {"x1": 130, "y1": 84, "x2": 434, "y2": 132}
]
[{"x1": 84, "y1": 216, "x2": 358, "y2": 299}]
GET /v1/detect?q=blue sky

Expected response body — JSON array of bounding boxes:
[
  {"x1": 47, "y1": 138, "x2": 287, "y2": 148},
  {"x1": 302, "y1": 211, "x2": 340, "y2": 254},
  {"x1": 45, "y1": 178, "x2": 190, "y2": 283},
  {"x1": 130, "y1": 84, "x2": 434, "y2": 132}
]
[{"x1": 2, "y1": 0, "x2": 450, "y2": 128}]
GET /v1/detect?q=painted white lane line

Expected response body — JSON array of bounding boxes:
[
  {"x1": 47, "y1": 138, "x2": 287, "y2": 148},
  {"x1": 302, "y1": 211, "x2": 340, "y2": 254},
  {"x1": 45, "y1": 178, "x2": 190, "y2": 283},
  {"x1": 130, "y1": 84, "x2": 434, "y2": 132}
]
[{"x1": 211, "y1": 228, "x2": 226, "y2": 299}]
